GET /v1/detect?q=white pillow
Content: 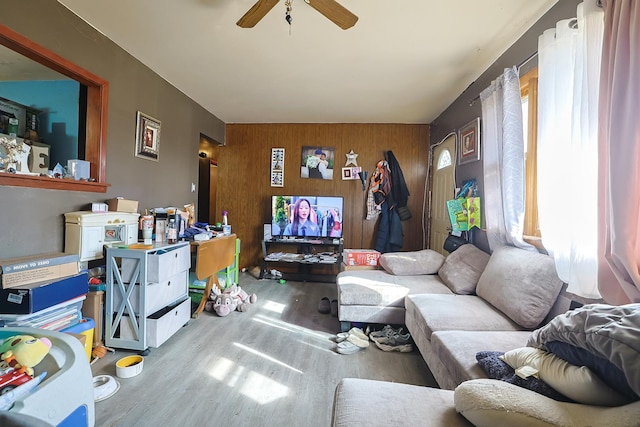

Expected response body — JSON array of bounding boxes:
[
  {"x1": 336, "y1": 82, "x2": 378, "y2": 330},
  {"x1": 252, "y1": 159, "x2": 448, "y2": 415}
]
[{"x1": 500, "y1": 347, "x2": 628, "y2": 406}]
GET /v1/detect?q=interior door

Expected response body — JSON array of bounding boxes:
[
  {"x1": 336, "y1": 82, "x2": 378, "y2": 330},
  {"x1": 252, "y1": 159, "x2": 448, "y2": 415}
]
[{"x1": 429, "y1": 135, "x2": 456, "y2": 256}]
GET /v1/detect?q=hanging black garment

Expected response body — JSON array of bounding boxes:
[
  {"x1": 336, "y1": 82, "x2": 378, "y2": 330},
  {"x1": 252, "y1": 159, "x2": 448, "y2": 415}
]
[{"x1": 384, "y1": 150, "x2": 410, "y2": 209}]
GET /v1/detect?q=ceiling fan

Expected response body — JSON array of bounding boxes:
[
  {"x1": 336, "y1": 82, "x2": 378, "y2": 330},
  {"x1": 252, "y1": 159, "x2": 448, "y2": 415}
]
[{"x1": 237, "y1": 0, "x2": 358, "y2": 30}]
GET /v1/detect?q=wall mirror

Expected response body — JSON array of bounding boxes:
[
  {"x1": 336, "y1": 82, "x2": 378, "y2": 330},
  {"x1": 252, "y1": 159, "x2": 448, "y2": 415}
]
[{"x1": 0, "y1": 23, "x2": 109, "y2": 192}]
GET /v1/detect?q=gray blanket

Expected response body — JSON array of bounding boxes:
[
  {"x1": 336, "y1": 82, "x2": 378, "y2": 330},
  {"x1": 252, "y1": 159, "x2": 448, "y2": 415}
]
[{"x1": 527, "y1": 303, "x2": 640, "y2": 396}]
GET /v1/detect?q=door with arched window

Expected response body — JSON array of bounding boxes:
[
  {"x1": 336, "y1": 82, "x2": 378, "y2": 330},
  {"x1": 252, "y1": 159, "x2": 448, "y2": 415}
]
[{"x1": 429, "y1": 134, "x2": 456, "y2": 255}]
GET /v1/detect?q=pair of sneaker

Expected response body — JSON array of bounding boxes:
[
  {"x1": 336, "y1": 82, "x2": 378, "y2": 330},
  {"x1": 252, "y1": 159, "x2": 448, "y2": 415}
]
[
  {"x1": 369, "y1": 325, "x2": 413, "y2": 353},
  {"x1": 336, "y1": 327, "x2": 369, "y2": 354}
]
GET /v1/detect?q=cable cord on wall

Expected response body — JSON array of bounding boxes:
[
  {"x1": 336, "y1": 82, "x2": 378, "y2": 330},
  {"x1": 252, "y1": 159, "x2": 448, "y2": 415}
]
[{"x1": 423, "y1": 131, "x2": 457, "y2": 248}]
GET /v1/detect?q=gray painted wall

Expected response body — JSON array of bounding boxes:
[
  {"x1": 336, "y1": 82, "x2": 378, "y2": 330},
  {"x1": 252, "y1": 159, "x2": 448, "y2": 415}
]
[
  {"x1": 429, "y1": 0, "x2": 583, "y2": 252},
  {"x1": 0, "y1": 0, "x2": 225, "y2": 259}
]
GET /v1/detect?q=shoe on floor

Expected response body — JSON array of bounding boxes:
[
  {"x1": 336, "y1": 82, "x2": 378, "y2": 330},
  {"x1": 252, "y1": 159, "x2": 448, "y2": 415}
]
[
  {"x1": 337, "y1": 341, "x2": 364, "y2": 355},
  {"x1": 330, "y1": 299, "x2": 338, "y2": 317},
  {"x1": 371, "y1": 332, "x2": 412, "y2": 346},
  {"x1": 347, "y1": 327, "x2": 368, "y2": 341},
  {"x1": 318, "y1": 297, "x2": 331, "y2": 314},
  {"x1": 374, "y1": 340, "x2": 413, "y2": 352},
  {"x1": 347, "y1": 334, "x2": 370, "y2": 348},
  {"x1": 369, "y1": 325, "x2": 404, "y2": 339},
  {"x1": 335, "y1": 327, "x2": 369, "y2": 343}
]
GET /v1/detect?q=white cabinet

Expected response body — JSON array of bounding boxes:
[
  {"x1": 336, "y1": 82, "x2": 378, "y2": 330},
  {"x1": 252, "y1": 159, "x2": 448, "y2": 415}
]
[{"x1": 105, "y1": 242, "x2": 190, "y2": 351}]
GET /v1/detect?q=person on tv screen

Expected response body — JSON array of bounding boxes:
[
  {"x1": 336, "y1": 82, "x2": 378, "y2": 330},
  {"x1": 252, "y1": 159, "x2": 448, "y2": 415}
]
[{"x1": 284, "y1": 198, "x2": 320, "y2": 237}]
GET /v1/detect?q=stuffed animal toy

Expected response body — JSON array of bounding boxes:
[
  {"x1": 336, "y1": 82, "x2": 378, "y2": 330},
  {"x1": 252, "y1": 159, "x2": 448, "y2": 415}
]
[
  {"x1": 206, "y1": 284, "x2": 257, "y2": 317},
  {"x1": 0, "y1": 335, "x2": 52, "y2": 376}
]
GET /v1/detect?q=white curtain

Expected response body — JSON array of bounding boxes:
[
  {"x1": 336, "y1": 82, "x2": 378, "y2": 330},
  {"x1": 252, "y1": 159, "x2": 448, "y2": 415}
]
[
  {"x1": 481, "y1": 66, "x2": 534, "y2": 252},
  {"x1": 598, "y1": 0, "x2": 640, "y2": 304},
  {"x1": 537, "y1": 1, "x2": 604, "y2": 299}
]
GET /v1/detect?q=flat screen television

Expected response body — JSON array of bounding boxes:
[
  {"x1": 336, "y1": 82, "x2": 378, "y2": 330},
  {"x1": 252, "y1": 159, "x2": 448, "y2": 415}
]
[{"x1": 271, "y1": 195, "x2": 344, "y2": 238}]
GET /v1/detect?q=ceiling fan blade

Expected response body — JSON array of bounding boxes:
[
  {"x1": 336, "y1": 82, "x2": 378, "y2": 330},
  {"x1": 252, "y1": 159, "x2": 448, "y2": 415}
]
[
  {"x1": 236, "y1": 0, "x2": 280, "y2": 28},
  {"x1": 306, "y1": 0, "x2": 358, "y2": 30}
]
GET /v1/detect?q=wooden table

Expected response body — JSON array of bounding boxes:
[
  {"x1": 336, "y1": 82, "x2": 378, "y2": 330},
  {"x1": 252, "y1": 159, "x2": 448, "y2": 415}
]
[{"x1": 191, "y1": 233, "x2": 238, "y2": 318}]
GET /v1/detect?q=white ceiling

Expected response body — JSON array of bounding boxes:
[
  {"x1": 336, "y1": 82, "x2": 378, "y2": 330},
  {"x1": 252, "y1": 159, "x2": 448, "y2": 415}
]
[{"x1": 56, "y1": 0, "x2": 558, "y2": 124}]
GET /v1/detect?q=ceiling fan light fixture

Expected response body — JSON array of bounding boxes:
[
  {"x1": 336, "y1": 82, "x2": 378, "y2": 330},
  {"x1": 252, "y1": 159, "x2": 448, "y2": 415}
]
[{"x1": 236, "y1": 0, "x2": 358, "y2": 30}]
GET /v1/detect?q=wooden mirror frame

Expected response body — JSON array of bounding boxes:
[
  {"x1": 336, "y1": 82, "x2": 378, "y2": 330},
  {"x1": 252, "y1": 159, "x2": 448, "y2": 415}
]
[{"x1": 0, "y1": 23, "x2": 109, "y2": 192}]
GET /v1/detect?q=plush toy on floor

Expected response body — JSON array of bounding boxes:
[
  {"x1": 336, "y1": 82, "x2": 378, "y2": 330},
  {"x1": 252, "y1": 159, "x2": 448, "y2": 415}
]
[
  {"x1": 0, "y1": 335, "x2": 52, "y2": 376},
  {"x1": 206, "y1": 284, "x2": 257, "y2": 317}
]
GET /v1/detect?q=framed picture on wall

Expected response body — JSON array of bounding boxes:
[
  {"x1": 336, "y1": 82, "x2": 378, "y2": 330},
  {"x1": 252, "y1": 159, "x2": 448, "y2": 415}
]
[
  {"x1": 271, "y1": 148, "x2": 285, "y2": 187},
  {"x1": 458, "y1": 118, "x2": 480, "y2": 165},
  {"x1": 301, "y1": 146, "x2": 335, "y2": 180},
  {"x1": 135, "y1": 111, "x2": 161, "y2": 161}
]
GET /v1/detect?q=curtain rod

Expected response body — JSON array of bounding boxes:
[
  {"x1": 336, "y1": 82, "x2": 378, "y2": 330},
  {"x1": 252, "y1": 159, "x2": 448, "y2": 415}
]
[{"x1": 468, "y1": 51, "x2": 538, "y2": 106}]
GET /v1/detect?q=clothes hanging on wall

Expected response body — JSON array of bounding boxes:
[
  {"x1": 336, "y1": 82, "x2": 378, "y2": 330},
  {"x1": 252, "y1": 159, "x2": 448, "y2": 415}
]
[{"x1": 384, "y1": 150, "x2": 410, "y2": 210}]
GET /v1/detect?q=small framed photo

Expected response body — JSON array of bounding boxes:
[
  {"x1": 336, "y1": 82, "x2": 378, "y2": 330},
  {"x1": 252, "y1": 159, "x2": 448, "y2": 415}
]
[
  {"x1": 458, "y1": 118, "x2": 480, "y2": 165},
  {"x1": 342, "y1": 166, "x2": 361, "y2": 180},
  {"x1": 135, "y1": 111, "x2": 161, "y2": 161}
]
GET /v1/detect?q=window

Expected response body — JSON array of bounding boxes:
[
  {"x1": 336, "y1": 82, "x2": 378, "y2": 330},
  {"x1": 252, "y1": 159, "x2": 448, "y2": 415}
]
[
  {"x1": 437, "y1": 149, "x2": 452, "y2": 170},
  {"x1": 0, "y1": 24, "x2": 109, "y2": 193},
  {"x1": 520, "y1": 68, "x2": 541, "y2": 243}
]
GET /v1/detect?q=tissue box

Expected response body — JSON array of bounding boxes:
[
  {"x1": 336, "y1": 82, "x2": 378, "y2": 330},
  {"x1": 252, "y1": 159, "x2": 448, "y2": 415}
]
[
  {"x1": 107, "y1": 198, "x2": 139, "y2": 213},
  {"x1": 67, "y1": 159, "x2": 90, "y2": 180}
]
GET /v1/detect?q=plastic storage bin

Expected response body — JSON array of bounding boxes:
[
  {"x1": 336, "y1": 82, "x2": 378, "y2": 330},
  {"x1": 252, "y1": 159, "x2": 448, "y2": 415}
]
[{"x1": 0, "y1": 327, "x2": 94, "y2": 426}]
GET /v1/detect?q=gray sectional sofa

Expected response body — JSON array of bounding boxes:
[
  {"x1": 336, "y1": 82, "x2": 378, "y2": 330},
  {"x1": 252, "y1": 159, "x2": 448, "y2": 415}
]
[
  {"x1": 337, "y1": 244, "x2": 569, "y2": 388},
  {"x1": 332, "y1": 244, "x2": 640, "y2": 426}
]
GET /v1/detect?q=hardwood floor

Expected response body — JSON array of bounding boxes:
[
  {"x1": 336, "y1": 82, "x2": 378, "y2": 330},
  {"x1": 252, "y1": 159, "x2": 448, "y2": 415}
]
[{"x1": 91, "y1": 273, "x2": 436, "y2": 426}]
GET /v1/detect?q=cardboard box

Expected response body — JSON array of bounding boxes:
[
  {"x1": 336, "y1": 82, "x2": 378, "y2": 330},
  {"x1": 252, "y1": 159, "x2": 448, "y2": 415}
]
[
  {"x1": 0, "y1": 252, "x2": 80, "y2": 290},
  {"x1": 0, "y1": 273, "x2": 88, "y2": 314},
  {"x1": 343, "y1": 249, "x2": 381, "y2": 266},
  {"x1": 107, "y1": 198, "x2": 139, "y2": 213},
  {"x1": 341, "y1": 263, "x2": 380, "y2": 271}
]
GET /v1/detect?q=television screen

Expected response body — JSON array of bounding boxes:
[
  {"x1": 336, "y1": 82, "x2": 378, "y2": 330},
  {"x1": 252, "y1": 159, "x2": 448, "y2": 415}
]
[{"x1": 271, "y1": 195, "x2": 344, "y2": 238}]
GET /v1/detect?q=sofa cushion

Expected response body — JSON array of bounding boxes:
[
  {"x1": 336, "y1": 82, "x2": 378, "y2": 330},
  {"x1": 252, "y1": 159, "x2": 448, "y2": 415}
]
[
  {"x1": 429, "y1": 330, "x2": 531, "y2": 387},
  {"x1": 438, "y1": 244, "x2": 490, "y2": 294},
  {"x1": 455, "y1": 379, "x2": 640, "y2": 427},
  {"x1": 476, "y1": 246, "x2": 563, "y2": 328},
  {"x1": 405, "y1": 294, "x2": 523, "y2": 341},
  {"x1": 379, "y1": 249, "x2": 445, "y2": 275},
  {"x1": 332, "y1": 378, "x2": 473, "y2": 427},
  {"x1": 337, "y1": 270, "x2": 451, "y2": 308},
  {"x1": 501, "y1": 347, "x2": 629, "y2": 406}
]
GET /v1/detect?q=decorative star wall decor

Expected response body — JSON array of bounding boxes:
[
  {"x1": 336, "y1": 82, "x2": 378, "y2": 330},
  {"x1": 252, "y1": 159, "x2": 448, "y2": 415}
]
[{"x1": 345, "y1": 150, "x2": 358, "y2": 167}]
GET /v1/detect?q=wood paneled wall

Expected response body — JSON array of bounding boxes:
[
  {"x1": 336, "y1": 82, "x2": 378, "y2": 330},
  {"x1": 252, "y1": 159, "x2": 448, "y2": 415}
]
[{"x1": 219, "y1": 124, "x2": 430, "y2": 269}]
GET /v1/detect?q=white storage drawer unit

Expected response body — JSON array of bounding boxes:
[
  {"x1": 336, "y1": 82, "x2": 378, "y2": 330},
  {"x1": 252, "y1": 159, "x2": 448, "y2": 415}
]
[
  {"x1": 119, "y1": 297, "x2": 191, "y2": 348},
  {"x1": 121, "y1": 243, "x2": 190, "y2": 283},
  {"x1": 113, "y1": 270, "x2": 187, "y2": 316},
  {"x1": 105, "y1": 242, "x2": 191, "y2": 351}
]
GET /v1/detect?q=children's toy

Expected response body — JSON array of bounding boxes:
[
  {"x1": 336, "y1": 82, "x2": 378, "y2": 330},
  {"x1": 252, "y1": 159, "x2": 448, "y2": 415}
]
[
  {"x1": 206, "y1": 284, "x2": 257, "y2": 317},
  {"x1": 0, "y1": 335, "x2": 52, "y2": 376}
]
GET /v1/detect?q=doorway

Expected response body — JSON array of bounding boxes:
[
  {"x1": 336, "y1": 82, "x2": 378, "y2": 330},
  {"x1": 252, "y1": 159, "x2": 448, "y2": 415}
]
[
  {"x1": 197, "y1": 133, "x2": 221, "y2": 224},
  {"x1": 428, "y1": 134, "x2": 456, "y2": 256}
]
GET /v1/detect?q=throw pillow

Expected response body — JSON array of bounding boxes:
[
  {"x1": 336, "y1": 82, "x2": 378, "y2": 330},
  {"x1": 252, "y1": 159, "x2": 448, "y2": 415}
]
[
  {"x1": 500, "y1": 347, "x2": 629, "y2": 406},
  {"x1": 437, "y1": 243, "x2": 490, "y2": 294},
  {"x1": 547, "y1": 341, "x2": 639, "y2": 402},
  {"x1": 474, "y1": 351, "x2": 571, "y2": 402},
  {"x1": 475, "y1": 246, "x2": 563, "y2": 328},
  {"x1": 379, "y1": 249, "x2": 445, "y2": 276}
]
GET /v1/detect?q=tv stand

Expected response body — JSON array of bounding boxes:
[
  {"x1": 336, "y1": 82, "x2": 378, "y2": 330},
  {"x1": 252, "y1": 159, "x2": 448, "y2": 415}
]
[{"x1": 260, "y1": 238, "x2": 343, "y2": 283}]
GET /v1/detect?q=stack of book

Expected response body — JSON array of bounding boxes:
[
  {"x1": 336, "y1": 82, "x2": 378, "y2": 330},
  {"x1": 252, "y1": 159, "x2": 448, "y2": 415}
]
[{"x1": 0, "y1": 252, "x2": 88, "y2": 330}]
